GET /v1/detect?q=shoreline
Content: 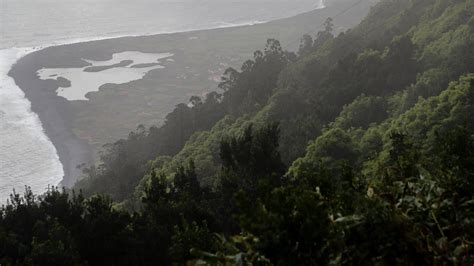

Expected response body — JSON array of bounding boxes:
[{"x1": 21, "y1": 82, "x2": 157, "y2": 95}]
[
  {"x1": 8, "y1": 54, "x2": 92, "y2": 188},
  {"x1": 3, "y1": 20, "x2": 282, "y2": 189},
  {"x1": 0, "y1": 48, "x2": 64, "y2": 200},
  {"x1": 6, "y1": 0, "x2": 372, "y2": 188}
]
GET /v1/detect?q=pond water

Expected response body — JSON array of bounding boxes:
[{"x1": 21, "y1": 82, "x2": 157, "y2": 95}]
[{"x1": 37, "y1": 52, "x2": 173, "y2": 101}]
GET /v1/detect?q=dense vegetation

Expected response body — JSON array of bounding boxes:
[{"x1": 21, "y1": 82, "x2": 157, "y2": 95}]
[{"x1": 2, "y1": 0, "x2": 474, "y2": 264}]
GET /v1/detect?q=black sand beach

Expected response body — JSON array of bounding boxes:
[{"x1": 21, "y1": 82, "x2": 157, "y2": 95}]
[{"x1": 8, "y1": 1, "x2": 374, "y2": 187}]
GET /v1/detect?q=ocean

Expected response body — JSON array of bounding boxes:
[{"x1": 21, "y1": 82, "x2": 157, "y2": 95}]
[{"x1": 0, "y1": 0, "x2": 323, "y2": 201}]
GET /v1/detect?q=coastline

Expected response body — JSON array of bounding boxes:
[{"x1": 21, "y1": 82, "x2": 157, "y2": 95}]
[
  {"x1": 7, "y1": 0, "x2": 373, "y2": 188},
  {"x1": 0, "y1": 48, "x2": 64, "y2": 200},
  {"x1": 8, "y1": 54, "x2": 92, "y2": 188}
]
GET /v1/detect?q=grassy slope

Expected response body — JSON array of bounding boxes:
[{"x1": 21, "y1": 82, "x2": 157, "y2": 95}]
[
  {"x1": 34, "y1": 0, "x2": 375, "y2": 161},
  {"x1": 153, "y1": 0, "x2": 473, "y2": 189}
]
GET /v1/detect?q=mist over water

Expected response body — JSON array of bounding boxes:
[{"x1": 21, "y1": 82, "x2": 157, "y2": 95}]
[
  {"x1": 1, "y1": 0, "x2": 323, "y2": 49},
  {"x1": 0, "y1": 0, "x2": 323, "y2": 201}
]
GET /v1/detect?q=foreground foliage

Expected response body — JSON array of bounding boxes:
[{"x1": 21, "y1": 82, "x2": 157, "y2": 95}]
[{"x1": 2, "y1": 0, "x2": 474, "y2": 264}]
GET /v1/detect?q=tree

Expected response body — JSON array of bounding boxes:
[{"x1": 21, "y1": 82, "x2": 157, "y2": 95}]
[
  {"x1": 323, "y1": 17, "x2": 334, "y2": 33},
  {"x1": 298, "y1": 34, "x2": 314, "y2": 56},
  {"x1": 313, "y1": 17, "x2": 334, "y2": 49},
  {"x1": 189, "y1": 96, "x2": 202, "y2": 107}
]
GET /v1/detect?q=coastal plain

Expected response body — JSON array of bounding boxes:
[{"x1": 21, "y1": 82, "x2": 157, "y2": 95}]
[{"x1": 8, "y1": 0, "x2": 374, "y2": 186}]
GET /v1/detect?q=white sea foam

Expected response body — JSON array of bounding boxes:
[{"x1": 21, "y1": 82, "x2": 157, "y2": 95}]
[
  {"x1": 0, "y1": 0, "x2": 326, "y2": 202},
  {"x1": 0, "y1": 47, "x2": 64, "y2": 202}
]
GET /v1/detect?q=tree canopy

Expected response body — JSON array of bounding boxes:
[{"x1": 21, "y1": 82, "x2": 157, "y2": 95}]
[{"x1": 2, "y1": 0, "x2": 474, "y2": 264}]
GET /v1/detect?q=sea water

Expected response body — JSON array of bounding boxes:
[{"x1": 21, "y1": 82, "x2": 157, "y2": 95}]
[
  {"x1": 0, "y1": 47, "x2": 64, "y2": 202},
  {"x1": 0, "y1": 0, "x2": 324, "y2": 202}
]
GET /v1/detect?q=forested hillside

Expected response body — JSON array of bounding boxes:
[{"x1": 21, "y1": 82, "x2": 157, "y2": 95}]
[{"x1": 1, "y1": 0, "x2": 474, "y2": 264}]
